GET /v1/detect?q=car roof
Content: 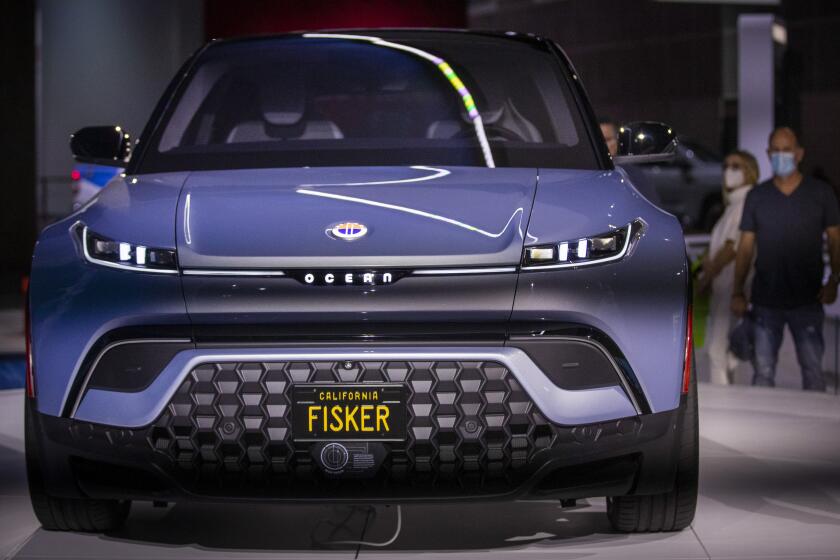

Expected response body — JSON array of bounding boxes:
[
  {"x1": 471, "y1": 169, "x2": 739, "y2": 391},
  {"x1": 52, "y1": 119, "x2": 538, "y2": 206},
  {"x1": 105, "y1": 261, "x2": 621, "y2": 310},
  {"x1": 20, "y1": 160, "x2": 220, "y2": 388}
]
[{"x1": 208, "y1": 28, "x2": 552, "y2": 49}]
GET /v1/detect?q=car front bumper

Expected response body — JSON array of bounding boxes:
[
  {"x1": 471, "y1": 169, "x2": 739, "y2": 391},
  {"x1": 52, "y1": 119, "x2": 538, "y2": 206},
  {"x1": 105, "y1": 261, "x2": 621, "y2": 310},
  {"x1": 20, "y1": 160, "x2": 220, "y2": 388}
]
[{"x1": 30, "y1": 341, "x2": 686, "y2": 503}]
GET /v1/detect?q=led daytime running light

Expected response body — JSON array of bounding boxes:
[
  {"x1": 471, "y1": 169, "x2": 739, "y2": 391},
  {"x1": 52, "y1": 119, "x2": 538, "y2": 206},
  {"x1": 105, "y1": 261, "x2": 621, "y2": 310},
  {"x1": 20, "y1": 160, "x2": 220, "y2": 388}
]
[
  {"x1": 81, "y1": 226, "x2": 178, "y2": 274},
  {"x1": 522, "y1": 222, "x2": 636, "y2": 269}
]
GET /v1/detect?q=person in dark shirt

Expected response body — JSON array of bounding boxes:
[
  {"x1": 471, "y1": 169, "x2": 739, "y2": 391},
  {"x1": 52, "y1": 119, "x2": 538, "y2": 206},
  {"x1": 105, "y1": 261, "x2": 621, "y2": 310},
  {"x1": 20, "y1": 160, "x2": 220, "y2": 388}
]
[{"x1": 731, "y1": 127, "x2": 840, "y2": 390}]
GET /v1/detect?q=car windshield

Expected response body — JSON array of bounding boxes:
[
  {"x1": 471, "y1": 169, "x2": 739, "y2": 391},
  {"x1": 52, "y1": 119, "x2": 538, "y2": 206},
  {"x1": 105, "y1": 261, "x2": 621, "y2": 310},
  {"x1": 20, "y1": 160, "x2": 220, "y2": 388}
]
[{"x1": 137, "y1": 32, "x2": 599, "y2": 173}]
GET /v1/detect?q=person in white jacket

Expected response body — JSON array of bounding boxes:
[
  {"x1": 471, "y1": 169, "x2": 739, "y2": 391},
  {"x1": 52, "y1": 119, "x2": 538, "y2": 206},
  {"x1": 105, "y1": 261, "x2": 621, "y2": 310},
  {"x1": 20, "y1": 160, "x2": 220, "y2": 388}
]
[{"x1": 698, "y1": 150, "x2": 759, "y2": 384}]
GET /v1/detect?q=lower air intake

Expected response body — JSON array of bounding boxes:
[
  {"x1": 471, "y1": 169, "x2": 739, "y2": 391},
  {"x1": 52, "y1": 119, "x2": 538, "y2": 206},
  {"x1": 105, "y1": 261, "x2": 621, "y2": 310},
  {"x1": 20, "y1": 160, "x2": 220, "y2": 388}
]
[{"x1": 147, "y1": 359, "x2": 560, "y2": 494}]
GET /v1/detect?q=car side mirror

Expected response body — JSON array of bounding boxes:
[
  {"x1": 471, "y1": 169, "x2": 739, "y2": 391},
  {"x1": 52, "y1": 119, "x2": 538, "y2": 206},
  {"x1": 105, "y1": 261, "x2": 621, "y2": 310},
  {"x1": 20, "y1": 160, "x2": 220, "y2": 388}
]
[
  {"x1": 70, "y1": 126, "x2": 132, "y2": 165},
  {"x1": 613, "y1": 121, "x2": 677, "y2": 165}
]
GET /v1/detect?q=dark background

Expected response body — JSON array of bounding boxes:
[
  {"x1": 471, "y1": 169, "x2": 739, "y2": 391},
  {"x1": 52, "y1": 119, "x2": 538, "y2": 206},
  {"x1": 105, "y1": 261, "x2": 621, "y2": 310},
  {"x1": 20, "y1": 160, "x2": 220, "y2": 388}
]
[
  {"x1": 470, "y1": 0, "x2": 840, "y2": 186},
  {"x1": 3, "y1": 0, "x2": 839, "y2": 296},
  {"x1": 2, "y1": 1, "x2": 36, "y2": 300}
]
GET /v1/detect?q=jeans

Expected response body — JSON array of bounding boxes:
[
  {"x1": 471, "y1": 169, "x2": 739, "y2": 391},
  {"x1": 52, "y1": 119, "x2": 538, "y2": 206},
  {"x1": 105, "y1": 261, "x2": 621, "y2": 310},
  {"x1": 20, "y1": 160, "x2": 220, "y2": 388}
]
[{"x1": 751, "y1": 303, "x2": 826, "y2": 391}]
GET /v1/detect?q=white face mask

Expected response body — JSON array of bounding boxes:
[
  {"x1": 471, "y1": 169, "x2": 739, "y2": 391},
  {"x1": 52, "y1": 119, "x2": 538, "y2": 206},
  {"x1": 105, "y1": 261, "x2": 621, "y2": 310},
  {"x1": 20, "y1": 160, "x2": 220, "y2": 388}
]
[{"x1": 724, "y1": 168, "x2": 745, "y2": 190}]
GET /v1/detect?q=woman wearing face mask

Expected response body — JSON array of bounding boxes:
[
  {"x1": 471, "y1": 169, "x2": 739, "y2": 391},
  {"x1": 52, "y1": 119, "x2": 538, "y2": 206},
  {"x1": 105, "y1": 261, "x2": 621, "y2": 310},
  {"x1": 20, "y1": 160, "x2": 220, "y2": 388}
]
[{"x1": 698, "y1": 150, "x2": 759, "y2": 384}]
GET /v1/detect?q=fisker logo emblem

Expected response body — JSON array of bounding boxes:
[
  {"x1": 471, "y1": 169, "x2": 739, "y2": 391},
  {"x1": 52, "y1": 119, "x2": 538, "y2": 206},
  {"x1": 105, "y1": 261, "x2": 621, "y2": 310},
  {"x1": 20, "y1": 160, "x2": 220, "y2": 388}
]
[
  {"x1": 320, "y1": 443, "x2": 350, "y2": 472},
  {"x1": 330, "y1": 222, "x2": 368, "y2": 241}
]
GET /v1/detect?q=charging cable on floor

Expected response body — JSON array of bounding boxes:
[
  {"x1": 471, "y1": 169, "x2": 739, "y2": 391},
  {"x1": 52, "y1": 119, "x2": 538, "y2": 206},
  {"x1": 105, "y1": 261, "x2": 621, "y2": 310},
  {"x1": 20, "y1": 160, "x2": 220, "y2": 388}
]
[{"x1": 328, "y1": 504, "x2": 403, "y2": 548}]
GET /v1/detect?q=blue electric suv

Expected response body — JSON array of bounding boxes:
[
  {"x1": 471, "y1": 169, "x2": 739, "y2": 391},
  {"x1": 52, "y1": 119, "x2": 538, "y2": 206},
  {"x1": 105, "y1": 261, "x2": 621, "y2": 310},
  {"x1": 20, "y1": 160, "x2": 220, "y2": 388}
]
[{"x1": 26, "y1": 30, "x2": 697, "y2": 534}]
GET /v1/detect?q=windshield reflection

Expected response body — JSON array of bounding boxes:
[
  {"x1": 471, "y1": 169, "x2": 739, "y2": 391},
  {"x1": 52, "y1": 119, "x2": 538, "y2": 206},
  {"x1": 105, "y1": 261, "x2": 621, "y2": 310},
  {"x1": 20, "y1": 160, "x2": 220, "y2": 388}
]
[{"x1": 304, "y1": 33, "x2": 496, "y2": 168}]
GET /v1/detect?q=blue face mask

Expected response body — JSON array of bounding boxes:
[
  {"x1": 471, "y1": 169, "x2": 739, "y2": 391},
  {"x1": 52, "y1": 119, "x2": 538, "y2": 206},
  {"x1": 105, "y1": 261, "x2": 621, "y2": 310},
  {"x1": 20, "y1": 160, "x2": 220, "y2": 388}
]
[{"x1": 770, "y1": 151, "x2": 797, "y2": 178}]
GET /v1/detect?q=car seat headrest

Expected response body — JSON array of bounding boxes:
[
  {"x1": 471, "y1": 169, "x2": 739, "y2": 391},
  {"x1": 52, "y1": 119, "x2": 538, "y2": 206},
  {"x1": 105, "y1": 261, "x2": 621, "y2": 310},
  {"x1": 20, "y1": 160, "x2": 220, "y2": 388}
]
[{"x1": 259, "y1": 76, "x2": 305, "y2": 126}]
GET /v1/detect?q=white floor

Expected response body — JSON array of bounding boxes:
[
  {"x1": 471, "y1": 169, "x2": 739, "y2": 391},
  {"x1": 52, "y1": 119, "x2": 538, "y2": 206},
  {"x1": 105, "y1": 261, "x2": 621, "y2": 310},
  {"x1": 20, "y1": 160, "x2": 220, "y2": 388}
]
[{"x1": 2, "y1": 384, "x2": 840, "y2": 559}]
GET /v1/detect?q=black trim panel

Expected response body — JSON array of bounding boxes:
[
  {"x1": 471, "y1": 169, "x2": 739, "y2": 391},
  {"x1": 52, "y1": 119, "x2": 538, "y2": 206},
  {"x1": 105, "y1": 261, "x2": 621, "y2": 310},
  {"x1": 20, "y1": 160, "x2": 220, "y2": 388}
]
[
  {"x1": 60, "y1": 325, "x2": 194, "y2": 418},
  {"x1": 511, "y1": 336, "x2": 623, "y2": 390},
  {"x1": 85, "y1": 341, "x2": 193, "y2": 393},
  {"x1": 510, "y1": 323, "x2": 652, "y2": 415}
]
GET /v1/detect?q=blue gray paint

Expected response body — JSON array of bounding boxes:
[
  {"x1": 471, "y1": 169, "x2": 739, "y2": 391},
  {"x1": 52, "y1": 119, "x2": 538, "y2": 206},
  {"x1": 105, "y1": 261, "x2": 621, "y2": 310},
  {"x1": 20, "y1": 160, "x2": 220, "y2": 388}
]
[{"x1": 30, "y1": 165, "x2": 687, "y2": 419}]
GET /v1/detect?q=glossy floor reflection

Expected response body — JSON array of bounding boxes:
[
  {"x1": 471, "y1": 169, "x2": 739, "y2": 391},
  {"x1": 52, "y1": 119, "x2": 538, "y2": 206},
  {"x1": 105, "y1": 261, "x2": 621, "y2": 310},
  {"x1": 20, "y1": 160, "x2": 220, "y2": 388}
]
[{"x1": 2, "y1": 384, "x2": 839, "y2": 559}]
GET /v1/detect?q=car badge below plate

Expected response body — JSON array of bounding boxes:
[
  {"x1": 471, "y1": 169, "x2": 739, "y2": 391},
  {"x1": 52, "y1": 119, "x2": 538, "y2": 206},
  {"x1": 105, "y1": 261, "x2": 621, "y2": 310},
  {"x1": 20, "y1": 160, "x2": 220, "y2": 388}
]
[{"x1": 330, "y1": 222, "x2": 368, "y2": 241}]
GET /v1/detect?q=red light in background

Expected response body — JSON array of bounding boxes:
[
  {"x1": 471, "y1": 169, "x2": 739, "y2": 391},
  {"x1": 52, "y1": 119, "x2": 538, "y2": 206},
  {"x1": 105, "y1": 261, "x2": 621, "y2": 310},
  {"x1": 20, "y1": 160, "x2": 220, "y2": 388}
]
[{"x1": 71, "y1": 169, "x2": 81, "y2": 181}]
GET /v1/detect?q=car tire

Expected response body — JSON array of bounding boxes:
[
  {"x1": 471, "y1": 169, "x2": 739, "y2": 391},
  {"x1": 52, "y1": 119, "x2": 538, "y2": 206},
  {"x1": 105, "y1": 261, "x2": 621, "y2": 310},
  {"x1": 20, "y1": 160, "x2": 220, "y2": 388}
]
[
  {"x1": 606, "y1": 358, "x2": 698, "y2": 532},
  {"x1": 25, "y1": 399, "x2": 131, "y2": 532}
]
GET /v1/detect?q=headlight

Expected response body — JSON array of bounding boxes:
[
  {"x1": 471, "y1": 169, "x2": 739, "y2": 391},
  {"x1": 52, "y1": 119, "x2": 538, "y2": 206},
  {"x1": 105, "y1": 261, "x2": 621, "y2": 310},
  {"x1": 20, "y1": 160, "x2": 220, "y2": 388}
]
[
  {"x1": 521, "y1": 221, "x2": 637, "y2": 269},
  {"x1": 80, "y1": 225, "x2": 178, "y2": 273}
]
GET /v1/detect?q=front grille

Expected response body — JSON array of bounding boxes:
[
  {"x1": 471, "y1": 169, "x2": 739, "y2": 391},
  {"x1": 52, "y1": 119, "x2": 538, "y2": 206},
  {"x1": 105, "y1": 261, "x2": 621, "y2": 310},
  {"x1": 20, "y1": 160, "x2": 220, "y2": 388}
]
[{"x1": 147, "y1": 360, "x2": 560, "y2": 493}]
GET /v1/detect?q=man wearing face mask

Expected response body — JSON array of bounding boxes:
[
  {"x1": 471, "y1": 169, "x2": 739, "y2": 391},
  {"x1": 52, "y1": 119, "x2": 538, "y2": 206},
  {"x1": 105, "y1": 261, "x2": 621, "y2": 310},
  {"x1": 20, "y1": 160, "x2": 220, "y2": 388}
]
[
  {"x1": 698, "y1": 150, "x2": 759, "y2": 384},
  {"x1": 731, "y1": 127, "x2": 840, "y2": 391}
]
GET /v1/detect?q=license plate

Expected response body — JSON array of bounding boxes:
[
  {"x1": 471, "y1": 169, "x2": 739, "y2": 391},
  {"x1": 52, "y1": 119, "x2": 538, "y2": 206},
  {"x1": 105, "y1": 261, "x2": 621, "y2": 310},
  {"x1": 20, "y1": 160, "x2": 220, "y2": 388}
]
[{"x1": 292, "y1": 384, "x2": 406, "y2": 441}]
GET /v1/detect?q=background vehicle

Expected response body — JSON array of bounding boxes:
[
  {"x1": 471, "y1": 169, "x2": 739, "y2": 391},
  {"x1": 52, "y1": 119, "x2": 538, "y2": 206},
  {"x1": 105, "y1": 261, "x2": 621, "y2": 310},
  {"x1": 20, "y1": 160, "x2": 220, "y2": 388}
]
[
  {"x1": 26, "y1": 30, "x2": 696, "y2": 535},
  {"x1": 70, "y1": 164, "x2": 123, "y2": 210},
  {"x1": 639, "y1": 137, "x2": 723, "y2": 231}
]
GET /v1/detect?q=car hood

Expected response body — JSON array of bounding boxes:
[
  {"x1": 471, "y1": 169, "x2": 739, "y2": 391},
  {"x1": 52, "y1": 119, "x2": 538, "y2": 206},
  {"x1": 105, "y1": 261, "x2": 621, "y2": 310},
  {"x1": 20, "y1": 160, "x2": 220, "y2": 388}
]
[{"x1": 176, "y1": 166, "x2": 538, "y2": 269}]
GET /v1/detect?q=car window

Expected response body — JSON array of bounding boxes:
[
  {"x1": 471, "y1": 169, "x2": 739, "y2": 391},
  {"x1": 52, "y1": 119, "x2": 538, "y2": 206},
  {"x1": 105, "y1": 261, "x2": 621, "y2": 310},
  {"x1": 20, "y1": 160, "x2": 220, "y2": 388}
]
[{"x1": 138, "y1": 33, "x2": 599, "y2": 172}]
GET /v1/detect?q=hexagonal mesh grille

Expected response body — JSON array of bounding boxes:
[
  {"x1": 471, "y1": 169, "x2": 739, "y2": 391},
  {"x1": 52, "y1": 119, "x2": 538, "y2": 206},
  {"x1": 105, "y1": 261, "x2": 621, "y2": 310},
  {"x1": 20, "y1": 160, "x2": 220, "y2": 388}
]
[{"x1": 147, "y1": 360, "x2": 558, "y2": 488}]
